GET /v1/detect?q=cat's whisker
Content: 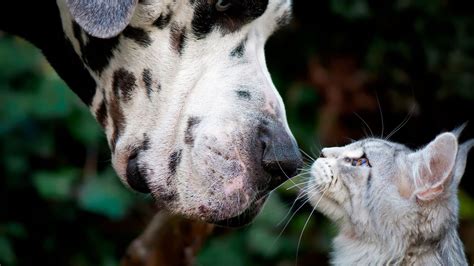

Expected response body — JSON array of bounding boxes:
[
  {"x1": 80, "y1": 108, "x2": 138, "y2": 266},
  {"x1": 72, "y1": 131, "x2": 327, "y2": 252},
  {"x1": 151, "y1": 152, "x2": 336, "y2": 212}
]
[
  {"x1": 304, "y1": 180, "x2": 328, "y2": 193},
  {"x1": 275, "y1": 190, "x2": 308, "y2": 227},
  {"x1": 262, "y1": 177, "x2": 303, "y2": 199},
  {"x1": 300, "y1": 148, "x2": 316, "y2": 162},
  {"x1": 385, "y1": 103, "x2": 415, "y2": 140},
  {"x1": 354, "y1": 112, "x2": 375, "y2": 138},
  {"x1": 375, "y1": 92, "x2": 385, "y2": 139},
  {"x1": 271, "y1": 193, "x2": 315, "y2": 251},
  {"x1": 309, "y1": 145, "x2": 323, "y2": 162},
  {"x1": 275, "y1": 199, "x2": 299, "y2": 227},
  {"x1": 295, "y1": 189, "x2": 328, "y2": 266},
  {"x1": 362, "y1": 128, "x2": 369, "y2": 139},
  {"x1": 345, "y1": 137, "x2": 357, "y2": 143},
  {"x1": 286, "y1": 181, "x2": 312, "y2": 191}
]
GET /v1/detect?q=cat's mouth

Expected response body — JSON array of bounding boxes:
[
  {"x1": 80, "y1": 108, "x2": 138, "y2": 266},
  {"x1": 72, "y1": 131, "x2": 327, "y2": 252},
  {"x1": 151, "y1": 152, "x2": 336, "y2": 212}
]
[{"x1": 214, "y1": 195, "x2": 268, "y2": 227}]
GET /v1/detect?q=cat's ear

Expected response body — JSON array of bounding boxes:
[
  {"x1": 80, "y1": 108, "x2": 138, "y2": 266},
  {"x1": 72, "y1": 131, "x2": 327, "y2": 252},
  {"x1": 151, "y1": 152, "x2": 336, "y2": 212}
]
[
  {"x1": 409, "y1": 133, "x2": 458, "y2": 201},
  {"x1": 451, "y1": 123, "x2": 474, "y2": 187},
  {"x1": 452, "y1": 139, "x2": 474, "y2": 186}
]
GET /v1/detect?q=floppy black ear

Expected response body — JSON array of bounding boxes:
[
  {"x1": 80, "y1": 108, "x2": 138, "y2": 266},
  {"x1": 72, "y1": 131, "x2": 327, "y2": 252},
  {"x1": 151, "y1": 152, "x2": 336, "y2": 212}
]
[{"x1": 66, "y1": 0, "x2": 138, "y2": 38}]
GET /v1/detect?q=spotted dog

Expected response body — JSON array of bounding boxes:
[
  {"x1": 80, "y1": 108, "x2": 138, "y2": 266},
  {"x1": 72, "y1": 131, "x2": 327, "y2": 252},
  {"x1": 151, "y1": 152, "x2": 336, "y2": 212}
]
[{"x1": 0, "y1": 0, "x2": 301, "y2": 226}]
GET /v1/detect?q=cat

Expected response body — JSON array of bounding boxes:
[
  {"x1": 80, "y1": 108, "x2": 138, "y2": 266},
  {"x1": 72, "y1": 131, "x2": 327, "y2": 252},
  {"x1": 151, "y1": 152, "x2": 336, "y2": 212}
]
[{"x1": 307, "y1": 125, "x2": 473, "y2": 265}]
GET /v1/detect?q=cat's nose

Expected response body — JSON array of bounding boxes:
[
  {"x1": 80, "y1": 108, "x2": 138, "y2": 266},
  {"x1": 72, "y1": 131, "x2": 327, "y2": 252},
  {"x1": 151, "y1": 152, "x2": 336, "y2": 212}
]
[{"x1": 260, "y1": 122, "x2": 303, "y2": 190}]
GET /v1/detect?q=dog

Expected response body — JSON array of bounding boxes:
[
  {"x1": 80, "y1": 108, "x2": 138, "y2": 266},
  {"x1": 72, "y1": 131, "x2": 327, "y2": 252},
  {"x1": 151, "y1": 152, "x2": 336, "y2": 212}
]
[{"x1": 0, "y1": 0, "x2": 301, "y2": 225}]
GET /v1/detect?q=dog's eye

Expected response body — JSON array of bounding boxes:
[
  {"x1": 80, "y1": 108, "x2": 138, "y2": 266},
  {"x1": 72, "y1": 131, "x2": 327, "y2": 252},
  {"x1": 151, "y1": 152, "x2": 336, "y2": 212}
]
[{"x1": 216, "y1": 0, "x2": 232, "y2": 12}]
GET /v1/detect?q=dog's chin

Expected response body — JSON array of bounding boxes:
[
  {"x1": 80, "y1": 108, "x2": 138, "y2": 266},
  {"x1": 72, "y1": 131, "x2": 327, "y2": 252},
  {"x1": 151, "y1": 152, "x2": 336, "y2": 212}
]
[{"x1": 214, "y1": 195, "x2": 268, "y2": 228}]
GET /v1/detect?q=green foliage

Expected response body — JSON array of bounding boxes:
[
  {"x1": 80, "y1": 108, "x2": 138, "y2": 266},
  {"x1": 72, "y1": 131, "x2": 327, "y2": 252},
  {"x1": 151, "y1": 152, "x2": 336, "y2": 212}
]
[
  {"x1": 77, "y1": 168, "x2": 135, "y2": 220},
  {"x1": 33, "y1": 168, "x2": 79, "y2": 201},
  {"x1": 0, "y1": 36, "x2": 142, "y2": 265}
]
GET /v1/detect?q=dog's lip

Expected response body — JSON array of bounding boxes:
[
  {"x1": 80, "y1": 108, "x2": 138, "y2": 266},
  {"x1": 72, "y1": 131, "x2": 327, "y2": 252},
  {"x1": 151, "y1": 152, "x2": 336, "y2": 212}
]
[{"x1": 214, "y1": 195, "x2": 268, "y2": 228}]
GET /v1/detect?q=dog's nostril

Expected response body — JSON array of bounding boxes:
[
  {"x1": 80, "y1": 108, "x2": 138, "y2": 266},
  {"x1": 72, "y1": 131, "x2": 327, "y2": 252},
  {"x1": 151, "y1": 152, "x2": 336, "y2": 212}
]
[
  {"x1": 260, "y1": 123, "x2": 303, "y2": 190},
  {"x1": 126, "y1": 151, "x2": 151, "y2": 194}
]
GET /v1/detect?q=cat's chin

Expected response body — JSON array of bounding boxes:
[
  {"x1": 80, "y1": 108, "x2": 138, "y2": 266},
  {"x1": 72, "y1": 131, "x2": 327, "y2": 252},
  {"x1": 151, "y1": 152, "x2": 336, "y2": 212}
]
[{"x1": 214, "y1": 196, "x2": 268, "y2": 228}]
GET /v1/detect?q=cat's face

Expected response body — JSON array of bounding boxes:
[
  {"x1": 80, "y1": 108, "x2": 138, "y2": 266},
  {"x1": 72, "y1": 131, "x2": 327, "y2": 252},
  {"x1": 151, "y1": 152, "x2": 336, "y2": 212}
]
[{"x1": 308, "y1": 129, "x2": 473, "y2": 240}]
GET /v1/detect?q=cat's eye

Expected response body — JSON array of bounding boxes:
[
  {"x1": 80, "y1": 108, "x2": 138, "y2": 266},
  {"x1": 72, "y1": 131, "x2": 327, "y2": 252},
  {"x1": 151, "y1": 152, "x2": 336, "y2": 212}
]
[
  {"x1": 352, "y1": 158, "x2": 370, "y2": 167},
  {"x1": 216, "y1": 0, "x2": 232, "y2": 12},
  {"x1": 344, "y1": 155, "x2": 371, "y2": 167}
]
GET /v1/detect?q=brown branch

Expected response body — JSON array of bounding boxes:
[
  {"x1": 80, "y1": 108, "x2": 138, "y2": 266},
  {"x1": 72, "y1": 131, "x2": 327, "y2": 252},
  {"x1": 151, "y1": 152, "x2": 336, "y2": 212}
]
[{"x1": 121, "y1": 210, "x2": 214, "y2": 266}]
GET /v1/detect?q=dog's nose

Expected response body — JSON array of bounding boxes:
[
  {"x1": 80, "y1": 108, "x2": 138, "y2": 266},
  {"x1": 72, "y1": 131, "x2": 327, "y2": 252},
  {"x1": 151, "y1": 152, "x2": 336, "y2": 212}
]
[
  {"x1": 260, "y1": 122, "x2": 303, "y2": 190},
  {"x1": 126, "y1": 151, "x2": 151, "y2": 194}
]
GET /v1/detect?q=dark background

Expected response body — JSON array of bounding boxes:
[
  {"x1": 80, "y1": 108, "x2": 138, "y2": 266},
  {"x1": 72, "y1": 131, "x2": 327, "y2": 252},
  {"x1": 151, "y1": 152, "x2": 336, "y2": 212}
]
[{"x1": 1, "y1": 0, "x2": 473, "y2": 265}]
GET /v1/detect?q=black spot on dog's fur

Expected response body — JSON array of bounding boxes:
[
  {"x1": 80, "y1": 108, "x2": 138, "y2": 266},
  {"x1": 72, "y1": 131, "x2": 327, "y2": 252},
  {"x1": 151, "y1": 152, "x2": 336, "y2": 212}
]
[
  {"x1": 72, "y1": 21, "x2": 120, "y2": 74},
  {"x1": 123, "y1": 26, "x2": 152, "y2": 47},
  {"x1": 142, "y1": 133, "x2": 151, "y2": 151},
  {"x1": 96, "y1": 90, "x2": 108, "y2": 128},
  {"x1": 169, "y1": 149, "x2": 183, "y2": 176},
  {"x1": 191, "y1": 2, "x2": 216, "y2": 39},
  {"x1": 109, "y1": 95, "x2": 126, "y2": 153},
  {"x1": 236, "y1": 90, "x2": 251, "y2": 100},
  {"x1": 142, "y1": 69, "x2": 153, "y2": 99},
  {"x1": 170, "y1": 25, "x2": 187, "y2": 54},
  {"x1": 75, "y1": 22, "x2": 120, "y2": 74},
  {"x1": 185, "y1": 117, "x2": 202, "y2": 146},
  {"x1": 231, "y1": 35, "x2": 248, "y2": 58},
  {"x1": 113, "y1": 68, "x2": 137, "y2": 102},
  {"x1": 153, "y1": 10, "x2": 173, "y2": 29},
  {"x1": 191, "y1": 0, "x2": 269, "y2": 39}
]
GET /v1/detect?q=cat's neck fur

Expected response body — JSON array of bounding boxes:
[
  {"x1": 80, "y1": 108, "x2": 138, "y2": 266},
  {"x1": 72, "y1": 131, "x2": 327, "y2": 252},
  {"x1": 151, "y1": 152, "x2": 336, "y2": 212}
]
[{"x1": 332, "y1": 225, "x2": 467, "y2": 265}]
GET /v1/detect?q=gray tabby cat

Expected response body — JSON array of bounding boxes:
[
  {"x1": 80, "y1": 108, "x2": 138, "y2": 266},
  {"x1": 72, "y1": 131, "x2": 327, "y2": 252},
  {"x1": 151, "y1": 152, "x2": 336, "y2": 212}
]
[{"x1": 307, "y1": 125, "x2": 473, "y2": 265}]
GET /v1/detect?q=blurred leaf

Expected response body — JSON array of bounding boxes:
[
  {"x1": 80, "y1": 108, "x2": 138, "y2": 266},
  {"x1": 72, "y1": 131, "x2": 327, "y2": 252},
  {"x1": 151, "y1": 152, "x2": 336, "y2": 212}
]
[
  {"x1": 66, "y1": 109, "x2": 103, "y2": 146},
  {"x1": 330, "y1": 0, "x2": 370, "y2": 19},
  {"x1": 3, "y1": 155, "x2": 28, "y2": 178},
  {"x1": 254, "y1": 193, "x2": 289, "y2": 225},
  {"x1": 0, "y1": 236, "x2": 16, "y2": 265},
  {"x1": 32, "y1": 169, "x2": 79, "y2": 201},
  {"x1": 31, "y1": 78, "x2": 74, "y2": 119},
  {"x1": 3, "y1": 223, "x2": 27, "y2": 239},
  {"x1": 247, "y1": 194, "x2": 291, "y2": 257},
  {"x1": 0, "y1": 37, "x2": 41, "y2": 79},
  {"x1": 77, "y1": 168, "x2": 134, "y2": 220},
  {"x1": 197, "y1": 234, "x2": 251, "y2": 266},
  {"x1": 395, "y1": 0, "x2": 443, "y2": 14}
]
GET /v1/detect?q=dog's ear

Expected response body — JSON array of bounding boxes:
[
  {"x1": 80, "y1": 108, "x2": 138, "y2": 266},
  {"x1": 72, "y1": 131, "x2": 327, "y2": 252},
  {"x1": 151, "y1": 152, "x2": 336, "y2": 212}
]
[{"x1": 66, "y1": 0, "x2": 139, "y2": 38}]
